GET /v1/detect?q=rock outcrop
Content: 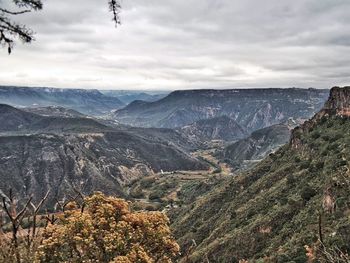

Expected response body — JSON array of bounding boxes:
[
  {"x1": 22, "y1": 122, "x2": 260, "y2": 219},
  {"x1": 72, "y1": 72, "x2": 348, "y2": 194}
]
[
  {"x1": 290, "y1": 86, "x2": 350, "y2": 149},
  {"x1": 324, "y1": 86, "x2": 350, "y2": 116}
]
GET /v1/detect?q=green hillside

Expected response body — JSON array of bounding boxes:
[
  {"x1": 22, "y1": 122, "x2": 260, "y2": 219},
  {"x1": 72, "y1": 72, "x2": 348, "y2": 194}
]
[{"x1": 171, "y1": 89, "x2": 350, "y2": 262}]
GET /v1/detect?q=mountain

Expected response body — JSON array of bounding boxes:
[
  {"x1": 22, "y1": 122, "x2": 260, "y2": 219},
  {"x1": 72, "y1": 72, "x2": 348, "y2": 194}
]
[
  {"x1": 178, "y1": 116, "x2": 247, "y2": 142},
  {"x1": 0, "y1": 105, "x2": 208, "y2": 205},
  {"x1": 0, "y1": 104, "x2": 108, "y2": 134},
  {"x1": 218, "y1": 124, "x2": 291, "y2": 170},
  {"x1": 170, "y1": 86, "x2": 350, "y2": 262},
  {"x1": 0, "y1": 86, "x2": 124, "y2": 116},
  {"x1": 101, "y1": 90, "x2": 169, "y2": 104},
  {"x1": 114, "y1": 88, "x2": 329, "y2": 132},
  {"x1": 24, "y1": 106, "x2": 85, "y2": 118},
  {"x1": 0, "y1": 104, "x2": 43, "y2": 132}
]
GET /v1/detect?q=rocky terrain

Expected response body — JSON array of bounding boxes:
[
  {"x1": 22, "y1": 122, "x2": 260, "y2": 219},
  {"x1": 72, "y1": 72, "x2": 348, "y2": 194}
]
[
  {"x1": 114, "y1": 88, "x2": 329, "y2": 132},
  {"x1": 170, "y1": 86, "x2": 350, "y2": 262},
  {"x1": 178, "y1": 116, "x2": 247, "y2": 142},
  {"x1": 0, "y1": 86, "x2": 124, "y2": 116},
  {"x1": 0, "y1": 105, "x2": 208, "y2": 205}
]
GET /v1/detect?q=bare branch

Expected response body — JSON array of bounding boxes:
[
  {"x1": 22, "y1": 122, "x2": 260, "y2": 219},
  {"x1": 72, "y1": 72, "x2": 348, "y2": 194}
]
[
  {"x1": 0, "y1": 8, "x2": 31, "y2": 15},
  {"x1": 108, "y1": 0, "x2": 121, "y2": 26}
]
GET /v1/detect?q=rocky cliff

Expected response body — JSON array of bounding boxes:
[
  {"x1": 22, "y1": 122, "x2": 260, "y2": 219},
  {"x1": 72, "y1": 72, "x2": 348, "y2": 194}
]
[{"x1": 324, "y1": 86, "x2": 350, "y2": 116}]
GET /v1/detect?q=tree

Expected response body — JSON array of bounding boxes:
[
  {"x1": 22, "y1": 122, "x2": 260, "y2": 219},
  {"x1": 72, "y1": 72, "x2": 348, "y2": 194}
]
[
  {"x1": 36, "y1": 192, "x2": 180, "y2": 263},
  {"x1": 0, "y1": 0, "x2": 121, "y2": 54}
]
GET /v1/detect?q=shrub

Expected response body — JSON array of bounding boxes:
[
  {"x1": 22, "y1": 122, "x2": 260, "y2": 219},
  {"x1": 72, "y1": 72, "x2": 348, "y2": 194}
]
[
  {"x1": 36, "y1": 192, "x2": 179, "y2": 262},
  {"x1": 300, "y1": 185, "x2": 317, "y2": 202}
]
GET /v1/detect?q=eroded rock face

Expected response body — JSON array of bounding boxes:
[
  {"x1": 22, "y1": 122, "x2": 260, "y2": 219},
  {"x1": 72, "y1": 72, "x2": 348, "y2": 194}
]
[{"x1": 324, "y1": 86, "x2": 350, "y2": 116}]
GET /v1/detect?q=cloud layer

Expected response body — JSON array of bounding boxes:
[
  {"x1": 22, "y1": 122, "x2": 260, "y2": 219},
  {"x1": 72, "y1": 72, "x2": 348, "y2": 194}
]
[{"x1": 1, "y1": 0, "x2": 350, "y2": 90}]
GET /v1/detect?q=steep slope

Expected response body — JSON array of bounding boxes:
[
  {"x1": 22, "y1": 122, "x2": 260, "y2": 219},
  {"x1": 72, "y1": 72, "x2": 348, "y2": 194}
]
[
  {"x1": 124, "y1": 126, "x2": 203, "y2": 151},
  {"x1": 219, "y1": 124, "x2": 291, "y2": 170},
  {"x1": 0, "y1": 105, "x2": 208, "y2": 205},
  {"x1": 179, "y1": 116, "x2": 247, "y2": 142},
  {"x1": 114, "y1": 88, "x2": 329, "y2": 131},
  {"x1": 170, "y1": 86, "x2": 350, "y2": 262},
  {"x1": 0, "y1": 104, "x2": 43, "y2": 132},
  {"x1": 0, "y1": 86, "x2": 124, "y2": 116}
]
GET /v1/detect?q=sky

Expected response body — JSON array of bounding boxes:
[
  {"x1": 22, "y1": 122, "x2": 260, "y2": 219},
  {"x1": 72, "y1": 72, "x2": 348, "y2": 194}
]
[{"x1": 1, "y1": 0, "x2": 350, "y2": 90}]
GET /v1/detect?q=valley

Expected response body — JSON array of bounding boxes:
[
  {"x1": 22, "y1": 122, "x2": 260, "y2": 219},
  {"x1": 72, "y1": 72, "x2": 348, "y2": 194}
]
[
  {"x1": 1, "y1": 1, "x2": 349, "y2": 262},
  {"x1": 0, "y1": 85, "x2": 349, "y2": 263}
]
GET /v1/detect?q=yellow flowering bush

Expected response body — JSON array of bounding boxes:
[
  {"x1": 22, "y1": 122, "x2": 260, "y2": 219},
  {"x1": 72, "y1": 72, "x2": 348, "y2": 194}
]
[{"x1": 36, "y1": 192, "x2": 179, "y2": 263}]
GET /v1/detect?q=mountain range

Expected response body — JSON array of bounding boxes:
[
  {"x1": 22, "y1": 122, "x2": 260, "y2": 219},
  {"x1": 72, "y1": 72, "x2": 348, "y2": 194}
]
[
  {"x1": 114, "y1": 88, "x2": 329, "y2": 132},
  {"x1": 0, "y1": 86, "x2": 125, "y2": 116},
  {"x1": 101, "y1": 90, "x2": 168, "y2": 104}
]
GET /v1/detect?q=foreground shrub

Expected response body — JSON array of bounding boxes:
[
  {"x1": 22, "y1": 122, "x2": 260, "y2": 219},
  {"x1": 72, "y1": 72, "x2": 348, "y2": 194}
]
[{"x1": 36, "y1": 192, "x2": 179, "y2": 263}]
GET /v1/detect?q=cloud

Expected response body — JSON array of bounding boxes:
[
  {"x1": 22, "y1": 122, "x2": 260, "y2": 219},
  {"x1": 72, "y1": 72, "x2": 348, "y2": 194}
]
[{"x1": 1, "y1": 0, "x2": 350, "y2": 90}]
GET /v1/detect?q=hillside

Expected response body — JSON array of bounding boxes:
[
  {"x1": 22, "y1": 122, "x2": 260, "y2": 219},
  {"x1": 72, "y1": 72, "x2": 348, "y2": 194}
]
[
  {"x1": 23, "y1": 106, "x2": 85, "y2": 118},
  {"x1": 114, "y1": 88, "x2": 329, "y2": 131},
  {"x1": 218, "y1": 124, "x2": 291, "y2": 171},
  {"x1": 170, "y1": 86, "x2": 350, "y2": 262},
  {"x1": 179, "y1": 116, "x2": 247, "y2": 142},
  {"x1": 0, "y1": 104, "x2": 108, "y2": 134},
  {"x1": 0, "y1": 105, "x2": 208, "y2": 205},
  {"x1": 0, "y1": 86, "x2": 124, "y2": 116}
]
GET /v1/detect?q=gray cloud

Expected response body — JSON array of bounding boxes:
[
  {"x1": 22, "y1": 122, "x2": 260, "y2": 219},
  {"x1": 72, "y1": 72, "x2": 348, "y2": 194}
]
[{"x1": 1, "y1": 0, "x2": 350, "y2": 90}]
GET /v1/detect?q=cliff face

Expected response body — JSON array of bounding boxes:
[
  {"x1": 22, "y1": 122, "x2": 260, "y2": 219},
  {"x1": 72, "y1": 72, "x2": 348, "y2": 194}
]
[{"x1": 324, "y1": 86, "x2": 350, "y2": 116}]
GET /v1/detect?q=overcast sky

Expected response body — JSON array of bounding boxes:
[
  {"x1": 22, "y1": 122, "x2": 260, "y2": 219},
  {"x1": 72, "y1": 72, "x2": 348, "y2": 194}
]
[{"x1": 1, "y1": 0, "x2": 350, "y2": 90}]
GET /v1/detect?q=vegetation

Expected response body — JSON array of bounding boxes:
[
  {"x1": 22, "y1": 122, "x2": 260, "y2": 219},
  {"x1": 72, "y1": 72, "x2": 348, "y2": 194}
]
[
  {"x1": 0, "y1": 192, "x2": 179, "y2": 263},
  {"x1": 170, "y1": 115, "x2": 350, "y2": 262}
]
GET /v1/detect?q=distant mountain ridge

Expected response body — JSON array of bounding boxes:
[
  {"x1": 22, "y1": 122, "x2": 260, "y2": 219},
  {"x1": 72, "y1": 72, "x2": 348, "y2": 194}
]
[
  {"x1": 101, "y1": 90, "x2": 168, "y2": 104},
  {"x1": 0, "y1": 86, "x2": 124, "y2": 116},
  {"x1": 114, "y1": 88, "x2": 329, "y2": 131}
]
